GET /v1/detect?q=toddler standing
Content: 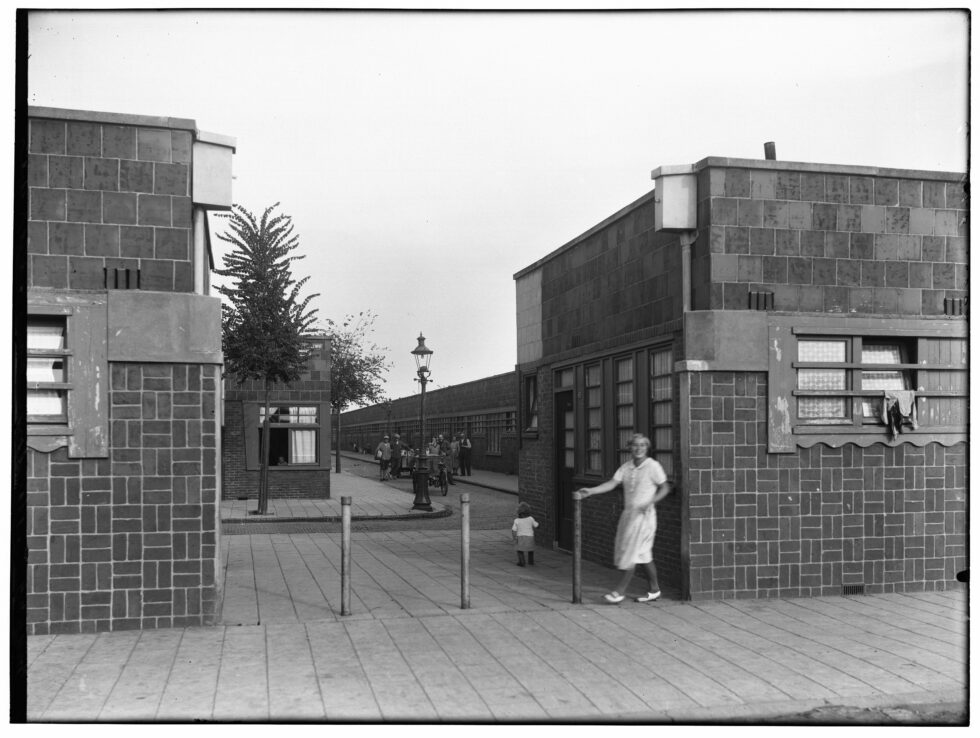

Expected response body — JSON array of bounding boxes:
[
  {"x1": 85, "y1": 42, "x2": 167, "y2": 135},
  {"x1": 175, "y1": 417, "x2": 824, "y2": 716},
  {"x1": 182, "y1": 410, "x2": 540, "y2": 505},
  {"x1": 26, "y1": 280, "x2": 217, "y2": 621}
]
[{"x1": 511, "y1": 502, "x2": 539, "y2": 567}]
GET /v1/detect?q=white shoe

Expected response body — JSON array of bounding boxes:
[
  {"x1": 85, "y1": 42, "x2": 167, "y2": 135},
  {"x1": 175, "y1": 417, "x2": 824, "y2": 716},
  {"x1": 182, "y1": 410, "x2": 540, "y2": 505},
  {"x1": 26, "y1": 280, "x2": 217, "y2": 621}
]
[
  {"x1": 603, "y1": 591, "x2": 625, "y2": 603},
  {"x1": 635, "y1": 591, "x2": 661, "y2": 602}
]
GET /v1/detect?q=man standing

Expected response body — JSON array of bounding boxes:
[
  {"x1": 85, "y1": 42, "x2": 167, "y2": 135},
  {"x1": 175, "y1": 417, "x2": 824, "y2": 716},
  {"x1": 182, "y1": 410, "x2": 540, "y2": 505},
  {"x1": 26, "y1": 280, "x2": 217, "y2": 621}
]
[
  {"x1": 459, "y1": 431, "x2": 472, "y2": 476},
  {"x1": 390, "y1": 433, "x2": 405, "y2": 478}
]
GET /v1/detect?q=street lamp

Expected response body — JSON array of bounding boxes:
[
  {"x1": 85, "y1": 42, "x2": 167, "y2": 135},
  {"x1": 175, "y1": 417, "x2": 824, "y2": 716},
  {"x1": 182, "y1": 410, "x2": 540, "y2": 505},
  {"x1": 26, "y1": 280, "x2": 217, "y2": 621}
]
[{"x1": 411, "y1": 333, "x2": 433, "y2": 512}]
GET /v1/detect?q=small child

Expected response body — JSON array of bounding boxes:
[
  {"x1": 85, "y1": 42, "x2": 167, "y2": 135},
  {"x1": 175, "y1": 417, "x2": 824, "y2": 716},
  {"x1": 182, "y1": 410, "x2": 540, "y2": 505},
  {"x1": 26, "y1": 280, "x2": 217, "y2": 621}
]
[{"x1": 511, "y1": 502, "x2": 539, "y2": 567}]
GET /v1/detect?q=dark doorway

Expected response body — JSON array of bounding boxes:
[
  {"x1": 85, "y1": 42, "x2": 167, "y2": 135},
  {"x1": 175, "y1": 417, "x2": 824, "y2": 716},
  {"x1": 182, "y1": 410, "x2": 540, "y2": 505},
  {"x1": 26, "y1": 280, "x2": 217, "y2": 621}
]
[{"x1": 554, "y1": 390, "x2": 575, "y2": 550}]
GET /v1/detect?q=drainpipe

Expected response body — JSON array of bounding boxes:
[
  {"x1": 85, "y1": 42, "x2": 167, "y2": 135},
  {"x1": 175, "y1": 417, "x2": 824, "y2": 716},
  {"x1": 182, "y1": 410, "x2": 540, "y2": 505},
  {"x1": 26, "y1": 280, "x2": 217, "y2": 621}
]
[
  {"x1": 193, "y1": 207, "x2": 207, "y2": 295},
  {"x1": 679, "y1": 231, "x2": 695, "y2": 313}
]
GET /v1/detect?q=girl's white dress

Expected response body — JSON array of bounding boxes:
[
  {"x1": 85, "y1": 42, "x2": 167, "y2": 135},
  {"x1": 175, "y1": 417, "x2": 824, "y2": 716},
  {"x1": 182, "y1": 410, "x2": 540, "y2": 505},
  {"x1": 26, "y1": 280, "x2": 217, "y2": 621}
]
[{"x1": 612, "y1": 457, "x2": 667, "y2": 569}]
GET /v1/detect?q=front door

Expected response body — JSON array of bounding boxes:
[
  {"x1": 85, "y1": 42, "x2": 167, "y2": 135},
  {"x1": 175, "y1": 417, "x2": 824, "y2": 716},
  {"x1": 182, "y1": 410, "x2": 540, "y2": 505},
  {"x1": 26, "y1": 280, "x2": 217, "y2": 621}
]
[{"x1": 554, "y1": 390, "x2": 576, "y2": 550}]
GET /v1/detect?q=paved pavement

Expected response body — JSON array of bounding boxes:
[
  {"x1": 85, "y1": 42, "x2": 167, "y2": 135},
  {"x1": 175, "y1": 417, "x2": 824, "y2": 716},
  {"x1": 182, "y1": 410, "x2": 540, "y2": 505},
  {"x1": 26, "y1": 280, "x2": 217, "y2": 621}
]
[{"x1": 25, "y1": 469, "x2": 969, "y2": 723}]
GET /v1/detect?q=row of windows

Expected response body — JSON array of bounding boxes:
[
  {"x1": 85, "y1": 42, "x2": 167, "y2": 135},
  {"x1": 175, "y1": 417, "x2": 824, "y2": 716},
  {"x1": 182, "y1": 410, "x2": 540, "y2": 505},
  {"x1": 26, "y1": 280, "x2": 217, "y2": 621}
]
[
  {"x1": 793, "y1": 335, "x2": 967, "y2": 430},
  {"x1": 340, "y1": 411, "x2": 517, "y2": 454},
  {"x1": 538, "y1": 346, "x2": 674, "y2": 479}
]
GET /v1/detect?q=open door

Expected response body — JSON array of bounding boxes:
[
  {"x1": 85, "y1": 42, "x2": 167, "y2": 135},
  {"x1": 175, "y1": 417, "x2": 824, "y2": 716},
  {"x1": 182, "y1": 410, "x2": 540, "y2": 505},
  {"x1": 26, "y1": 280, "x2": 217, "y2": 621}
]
[{"x1": 554, "y1": 390, "x2": 575, "y2": 550}]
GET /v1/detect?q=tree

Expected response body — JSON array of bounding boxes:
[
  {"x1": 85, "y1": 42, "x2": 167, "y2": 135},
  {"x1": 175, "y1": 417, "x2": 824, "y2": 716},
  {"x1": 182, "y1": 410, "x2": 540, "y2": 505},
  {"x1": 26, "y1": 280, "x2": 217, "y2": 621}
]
[
  {"x1": 325, "y1": 311, "x2": 390, "y2": 472},
  {"x1": 215, "y1": 203, "x2": 318, "y2": 514}
]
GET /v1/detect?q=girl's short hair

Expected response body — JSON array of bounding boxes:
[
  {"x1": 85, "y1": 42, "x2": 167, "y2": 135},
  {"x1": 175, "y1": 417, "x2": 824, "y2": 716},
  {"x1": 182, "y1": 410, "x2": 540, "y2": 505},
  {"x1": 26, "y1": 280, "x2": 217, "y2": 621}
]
[
  {"x1": 629, "y1": 433, "x2": 652, "y2": 452},
  {"x1": 517, "y1": 502, "x2": 531, "y2": 518}
]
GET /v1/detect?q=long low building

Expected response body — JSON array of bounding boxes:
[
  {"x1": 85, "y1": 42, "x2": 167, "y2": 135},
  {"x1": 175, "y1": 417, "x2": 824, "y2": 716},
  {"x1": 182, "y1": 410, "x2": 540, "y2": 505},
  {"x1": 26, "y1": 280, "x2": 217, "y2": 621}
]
[{"x1": 338, "y1": 371, "x2": 519, "y2": 477}]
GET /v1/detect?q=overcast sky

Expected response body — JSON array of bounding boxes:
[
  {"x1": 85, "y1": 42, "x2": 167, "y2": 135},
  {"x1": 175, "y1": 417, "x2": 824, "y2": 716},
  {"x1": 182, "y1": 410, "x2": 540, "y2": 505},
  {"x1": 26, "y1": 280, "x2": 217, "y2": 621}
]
[{"x1": 23, "y1": 6, "x2": 969, "y2": 403}]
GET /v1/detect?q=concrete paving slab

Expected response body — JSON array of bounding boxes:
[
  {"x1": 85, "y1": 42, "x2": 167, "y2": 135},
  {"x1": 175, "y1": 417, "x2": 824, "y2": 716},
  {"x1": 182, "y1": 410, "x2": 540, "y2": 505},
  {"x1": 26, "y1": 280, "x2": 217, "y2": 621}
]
[
  {"x1": 98, "y1": 629, "x2": 183, "y2": 720},
  {"x1": 156, "y1": 627, "x2": 222, "y2": 721}
]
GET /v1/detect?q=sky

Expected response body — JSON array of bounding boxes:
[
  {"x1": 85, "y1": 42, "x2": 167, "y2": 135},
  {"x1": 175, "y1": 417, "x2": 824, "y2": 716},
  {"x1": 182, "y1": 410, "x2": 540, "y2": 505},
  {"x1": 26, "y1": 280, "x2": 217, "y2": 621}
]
[{"x1": 20, "y1": 4, "x2": 970, "y2": 403}]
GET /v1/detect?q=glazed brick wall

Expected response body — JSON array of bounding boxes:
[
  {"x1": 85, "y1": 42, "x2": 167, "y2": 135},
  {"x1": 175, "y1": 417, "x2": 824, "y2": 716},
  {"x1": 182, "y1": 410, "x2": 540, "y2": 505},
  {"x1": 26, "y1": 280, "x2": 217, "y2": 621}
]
[
  {"x1": 693, "y1": 166, "x2": 968, "y2": 315},
  {"x1": 684, "y1": 370, "x2": 967, "y2": 599},
  {"x1": 26, "y1": 363, "x2": 219, "y2": 634},
  {"x1": 27, "y1": 115, "x2": 194, "y2": 292},
  {"x1": 339, "y1": 372, "x2": 519, "y2": 475},
  {"x1": 540, "y1": 197, "x2": 684, "y2": 361}
]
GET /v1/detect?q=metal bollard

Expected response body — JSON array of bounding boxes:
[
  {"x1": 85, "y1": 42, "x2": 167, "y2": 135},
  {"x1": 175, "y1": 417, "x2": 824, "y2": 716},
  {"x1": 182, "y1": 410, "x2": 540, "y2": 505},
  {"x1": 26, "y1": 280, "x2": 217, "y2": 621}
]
[
  {"x1": 573, "y1": 493, "x2": 582, "y2": 604},
  {"x1": 460, "y1": 493, "x2": 470, "y2": 609},
  {"x1": 341, "y1": 496, "x2": 352, "y2": 616}
]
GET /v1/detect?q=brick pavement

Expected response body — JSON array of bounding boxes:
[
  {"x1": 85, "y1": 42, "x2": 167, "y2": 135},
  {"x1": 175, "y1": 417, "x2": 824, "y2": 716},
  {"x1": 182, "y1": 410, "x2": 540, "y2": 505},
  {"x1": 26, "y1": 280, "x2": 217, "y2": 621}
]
[{"x1": 26, "y1": 470, "x2": 968, "y2": 723}]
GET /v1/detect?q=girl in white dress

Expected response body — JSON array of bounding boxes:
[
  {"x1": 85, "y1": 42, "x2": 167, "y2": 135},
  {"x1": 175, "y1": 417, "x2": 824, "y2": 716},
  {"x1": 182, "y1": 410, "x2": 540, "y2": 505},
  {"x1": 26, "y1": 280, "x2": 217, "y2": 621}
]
[{"x1": 574, "y1": 433, "x2": 672, "y2": 603}]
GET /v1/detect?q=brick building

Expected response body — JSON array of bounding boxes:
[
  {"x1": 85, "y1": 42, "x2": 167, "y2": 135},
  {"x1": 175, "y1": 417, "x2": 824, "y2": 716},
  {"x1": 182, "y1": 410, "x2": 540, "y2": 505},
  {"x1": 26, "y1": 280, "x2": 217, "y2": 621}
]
[
  {"x1": 221, "y1": 335, "x2": 332, "y2": 500},
  {"x1": 25, "y1": 107, "x2": 235, "y2": 632},
  {"x1": 515, "y1": 155, "x2": 968, "y2": 600},
  {"x1": 339, "y1": 371, "x2": 519, "y2": 476}
]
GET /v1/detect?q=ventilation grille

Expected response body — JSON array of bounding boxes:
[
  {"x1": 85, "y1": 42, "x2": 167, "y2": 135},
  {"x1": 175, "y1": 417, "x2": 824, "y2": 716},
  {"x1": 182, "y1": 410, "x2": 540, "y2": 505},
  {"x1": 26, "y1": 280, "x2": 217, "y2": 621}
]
[
  {"x1": 944, "y1": 297, "x2": 967, "y2": 316},
  {"x1": 104, "y1": 267, "x2": 141, "y2": 289},
  {"x1": 748, "y1": 290, "x2": 774, "y2": 311},
  {"x1": 841, "y1": 584, "x2": 866, "y2": 596}
]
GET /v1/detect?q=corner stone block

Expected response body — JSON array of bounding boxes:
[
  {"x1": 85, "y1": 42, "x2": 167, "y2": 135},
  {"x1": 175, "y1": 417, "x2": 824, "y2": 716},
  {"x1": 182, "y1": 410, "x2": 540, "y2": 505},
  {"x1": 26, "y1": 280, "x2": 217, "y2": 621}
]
[
  {"x1": 84, "y1": 224, "x2": 121, "y2": 257},
  {"x1": 102, "y1": 192, "x2": 138, "y2": 225},
  {"x1": 28, "y1": 154, "x2": 48, "y2": 187},
  {"x1": 28, "y1": 221, "x2": 48, "y2": 254},
  {"x1": 120, "y1": 225, "x2": 154, "y2": 259},
  {"x1": 67, "y1": 190, "x2": 102, "y2": 224},
  {"x1": 725, "y1": 169, "x2": 750, "y2": 198},
  {"x1": 49, "y1": 156, "x2": 84, "y2": 190},
  {"x1": 31, "y1": 255, "x2": 69, "y2": 289},
  {"x1": 66, "y1": 122, "x2": 101, "y2": 156},
  {"x1": 874, "y1": 178, "x2": 899, "y2": 206},
  {"x1": 849, "y1": 176, "x2": 873, "y2": 204},
  {"x1": 102, "y1": 125, "x2": 136, "y2": 159},
  {"x1": 154, "y1": 163, "x2": 189, "y2": 197},
  {"x1": 140, "y1": 259, "x2": 174, "y2": 291},
  {"x1": 750, "y1": 170, "x2": 775, "y2": 199},
  {"x1": 84, "y1": 157, "x2": 120, "y2": 192},
  {"x1": 946, "y1": 182, "x2": 967, "y2": 209},
  {"x1": 137, "y1": 128, "x2": 172, "y2": 163},
  {"x1": 138, "y1": 194, "x2": 172, "y2": 226},
  {"x1": 119, "y1": 160, "x2": 154, "y2": 194},
  {"x1": 69, "y1": 256, "x2": 107, "y2": 290},
  {"x1": 903, "y1": 207, "x2": 933, "y2": 236},
  {"x1": 172, "y1": 131, "x2": 193, "y2": 164},
  {"x1": 861, "y1": 205, "x2": 885, "y2": 233},
  {"x1": 922, "y1": 180, "x2": 946, "y2": 209},
  {"x1": 174, "y1": 261, "x2": 194, "y2": 292},
  {"x1": 711, "y1": 198, "x2": 737, "y2": 226},
  {"x1": 934, "y1": 210, "x2": 959, "y2": 237},
  {"x1": 30, "y1": 119, "x2": 66, "y2": 155},
  {"x1": 155, "y1": 228, "x2": 189, "y2": 260},
  {"x1": 31, "y1": 188, "x2": 67, "y2": 221}
]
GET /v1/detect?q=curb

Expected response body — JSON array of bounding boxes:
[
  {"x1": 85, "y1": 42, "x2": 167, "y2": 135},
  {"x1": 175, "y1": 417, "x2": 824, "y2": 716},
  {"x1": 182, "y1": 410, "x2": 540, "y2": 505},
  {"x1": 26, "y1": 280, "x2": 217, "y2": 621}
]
[{"x1": 220, "y1": 506, "x2": 453, "y2": 525}]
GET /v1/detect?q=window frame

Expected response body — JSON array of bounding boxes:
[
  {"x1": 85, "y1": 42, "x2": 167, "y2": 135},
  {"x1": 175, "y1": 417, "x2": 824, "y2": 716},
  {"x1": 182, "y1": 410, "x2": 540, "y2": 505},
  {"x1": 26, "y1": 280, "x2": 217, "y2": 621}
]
[
  {"x1": 27, "y1": 314, "x2": 72, "y2": 426},
  {"x1": 244, "y1": 401, "x2": 329, "y2": 470},
  {"x1": 523, "y1": 374, "x2": 539, "y2": 434},
  {"x1": 768, "y1": 319, "x2": 968, "y2": 451}
]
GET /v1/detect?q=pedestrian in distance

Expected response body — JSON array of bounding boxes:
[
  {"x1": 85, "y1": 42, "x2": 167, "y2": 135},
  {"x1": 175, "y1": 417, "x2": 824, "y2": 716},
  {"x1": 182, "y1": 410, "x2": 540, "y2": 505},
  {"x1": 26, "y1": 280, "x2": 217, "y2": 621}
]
[
  {"x1": 459, "y1": 431, "x2": 472, "y2": 476},
  {"x1": 390, "y1": 433, "x2": 404, "y2": 478},
  {"x1": 376, "y1": 435, "x2": 392, "y2": 481},
  {"x1": 450, "y1": 433, "x2": 461, "y2": 477},
  {"x1": 573, "y1": 433, "x2": 673, "y2": 603},
  {"x1": 438, "y1": 434, "x2": 456, "y2": 485},
  {"x1": 512, "y1": 502, "x2": 539, "y2": 567}
]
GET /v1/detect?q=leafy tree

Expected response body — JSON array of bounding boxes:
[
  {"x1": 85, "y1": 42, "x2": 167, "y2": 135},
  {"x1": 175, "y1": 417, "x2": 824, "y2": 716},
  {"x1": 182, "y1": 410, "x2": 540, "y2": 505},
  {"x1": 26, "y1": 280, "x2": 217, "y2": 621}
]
[
  {"x1": 325, "y1": 311, "x2": 390, "y2": 472},
  {"x1": 215, "y1": 203, "x2": 318, "y2": 514}
]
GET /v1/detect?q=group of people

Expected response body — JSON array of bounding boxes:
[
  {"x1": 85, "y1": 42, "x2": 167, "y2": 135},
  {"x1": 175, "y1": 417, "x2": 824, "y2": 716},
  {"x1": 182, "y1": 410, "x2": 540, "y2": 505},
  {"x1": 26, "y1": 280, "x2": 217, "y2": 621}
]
[{"x1": 374, "y1": 431, "x2": 473, "y2": 482}]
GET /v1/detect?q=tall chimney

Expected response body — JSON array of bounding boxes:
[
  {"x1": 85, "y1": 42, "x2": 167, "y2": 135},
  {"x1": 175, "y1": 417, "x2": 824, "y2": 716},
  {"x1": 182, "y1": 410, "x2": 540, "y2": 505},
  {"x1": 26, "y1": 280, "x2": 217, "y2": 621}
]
[{"x1": 764, "y1": 142, "x2": 777, "y2": 160}]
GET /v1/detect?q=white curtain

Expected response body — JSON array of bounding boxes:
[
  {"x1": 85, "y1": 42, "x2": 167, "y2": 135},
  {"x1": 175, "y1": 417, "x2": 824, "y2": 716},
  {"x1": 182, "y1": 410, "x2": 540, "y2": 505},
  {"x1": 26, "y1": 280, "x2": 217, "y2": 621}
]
[{"x1": 290, "y1": 430, "x2": 317, "y2": 464}]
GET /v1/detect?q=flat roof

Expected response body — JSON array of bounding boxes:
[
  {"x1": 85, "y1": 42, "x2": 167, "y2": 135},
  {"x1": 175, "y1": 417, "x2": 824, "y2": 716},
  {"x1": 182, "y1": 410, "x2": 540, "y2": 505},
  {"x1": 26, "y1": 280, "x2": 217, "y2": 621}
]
[{"x1": 515, "y1": 156, "x2": 966, "y2": 279}]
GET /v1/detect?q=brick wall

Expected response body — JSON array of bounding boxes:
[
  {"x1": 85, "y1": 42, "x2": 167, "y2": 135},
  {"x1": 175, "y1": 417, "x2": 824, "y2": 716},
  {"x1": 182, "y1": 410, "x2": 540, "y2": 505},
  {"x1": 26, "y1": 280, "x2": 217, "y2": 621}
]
[
  {"x1": 27, "y1": 115, "x2": 195, "y2": 292},
  {"x1": 540, "y1": 195, "x2": 685, "y2": 360},
  {"x1": 693, "y1": 164, "x2": 968, "y2": 315},
  {"x1": 684, "y1": 370, "x2": 967, "y2": 599},
  {"x1": 26, "y1": 363, "x2": 219, "y2": 634}
]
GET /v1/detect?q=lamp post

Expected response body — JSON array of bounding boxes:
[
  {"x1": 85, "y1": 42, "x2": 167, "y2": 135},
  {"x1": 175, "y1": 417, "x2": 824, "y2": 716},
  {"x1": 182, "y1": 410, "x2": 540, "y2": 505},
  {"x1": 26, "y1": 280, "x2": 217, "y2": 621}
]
[{"x1": 411, "y1": 333, "x2": 433, "y2": 511}]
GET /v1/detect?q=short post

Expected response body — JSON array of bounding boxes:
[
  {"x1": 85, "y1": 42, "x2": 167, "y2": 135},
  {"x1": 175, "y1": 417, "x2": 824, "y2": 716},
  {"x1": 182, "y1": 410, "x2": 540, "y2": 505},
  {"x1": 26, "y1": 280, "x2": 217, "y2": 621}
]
[
  {"x1": 572, "y1": 493, "x2": 582, "y2": 604},
  {"x1": 341, "y1": 496, "x2": 352, "y2": 616},
  {"x1": 460, "y1": 493, "x2": 471, "y2": 609}
]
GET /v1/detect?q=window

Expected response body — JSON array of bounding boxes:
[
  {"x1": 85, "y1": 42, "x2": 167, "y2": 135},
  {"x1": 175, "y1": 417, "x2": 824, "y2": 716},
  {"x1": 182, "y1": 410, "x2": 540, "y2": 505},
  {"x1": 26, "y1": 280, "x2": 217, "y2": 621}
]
[
  {"x1": 650, "y1": 347, "x2": 673, "y2": 476},
  {"x1": 524, "y1": 375, "x2": 539, "y2": 431},
  {"x1": 27, "y1": 316, "x2": 70, "y2": 425},
  {"x1": 259, "y1": 405, "x2": 320, "y2": 465},
  {"x1": 585, "y1": 364, "x2": 602, "y2": 473},
  {"x1": 795, "y1": 337, "x2": 913, "y2": 427},
  {"x1": 615, "y1": 357, "x2": 634, "y2": 466}
]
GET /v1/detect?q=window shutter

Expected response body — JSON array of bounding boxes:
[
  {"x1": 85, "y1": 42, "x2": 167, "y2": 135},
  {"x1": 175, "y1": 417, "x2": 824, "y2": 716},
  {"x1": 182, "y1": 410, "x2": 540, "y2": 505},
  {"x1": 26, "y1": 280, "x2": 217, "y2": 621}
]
[
  {"x1": 243, "y1": 402, "x2": 259, "y2": 470},
  {"x1": 767, "y1": 324, "x2": 796, "y2": 453}
]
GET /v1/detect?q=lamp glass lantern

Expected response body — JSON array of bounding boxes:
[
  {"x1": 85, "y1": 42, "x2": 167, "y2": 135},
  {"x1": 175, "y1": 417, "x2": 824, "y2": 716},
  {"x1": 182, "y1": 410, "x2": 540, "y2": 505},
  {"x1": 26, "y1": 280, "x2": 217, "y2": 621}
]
[{"x1": 412, "y1": 333, "x2": 433, "y2": 376}]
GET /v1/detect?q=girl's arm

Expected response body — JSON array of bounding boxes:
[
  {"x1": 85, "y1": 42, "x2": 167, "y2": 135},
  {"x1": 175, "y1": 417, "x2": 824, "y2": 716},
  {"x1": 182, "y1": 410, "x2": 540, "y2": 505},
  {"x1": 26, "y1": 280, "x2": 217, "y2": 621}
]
[
  {"x1": 653, "y1": 481, "x2": 673, "y2": 503},
  {"x1": 573, "y1": 478, "x2": 619, "y2": 500}
]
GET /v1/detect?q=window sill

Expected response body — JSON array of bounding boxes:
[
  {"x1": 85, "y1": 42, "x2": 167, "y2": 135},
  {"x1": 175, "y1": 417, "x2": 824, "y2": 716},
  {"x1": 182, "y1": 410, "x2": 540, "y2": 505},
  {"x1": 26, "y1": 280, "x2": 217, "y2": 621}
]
[
  {"x1": 522, "y1": 430, "x2": 539, "y2": 439},
  {"x1": 794, "y1": 428, "x2": 966, "y2": 448}
]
